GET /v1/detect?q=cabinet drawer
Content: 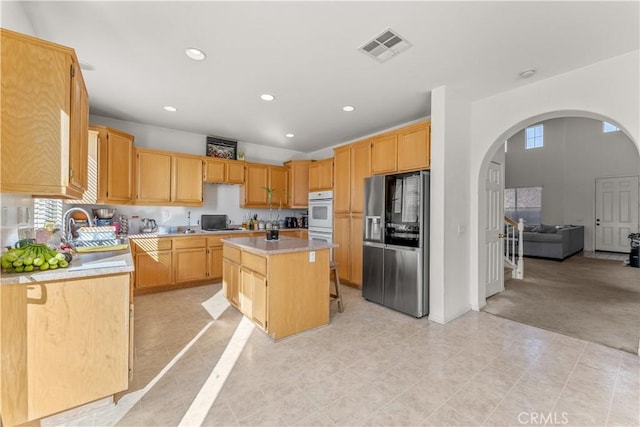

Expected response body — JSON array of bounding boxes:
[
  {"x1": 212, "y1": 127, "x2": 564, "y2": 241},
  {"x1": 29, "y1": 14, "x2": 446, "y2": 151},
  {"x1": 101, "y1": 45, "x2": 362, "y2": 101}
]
[
  {"x1": 173, "y1": 236, "x2": 207, "y2": 249},
  {"x1": 207, "y1": 234, "x2": 231, "y2": 247},
  {"x1": 132, "y1": 238, "x2": 172, "y2": 252},
  {"x1": 223, "y1": 245, "x2": 241, "y2": 264},
  {"x1": 241, "y1": 251, "x2": 267, "y2": 276}
]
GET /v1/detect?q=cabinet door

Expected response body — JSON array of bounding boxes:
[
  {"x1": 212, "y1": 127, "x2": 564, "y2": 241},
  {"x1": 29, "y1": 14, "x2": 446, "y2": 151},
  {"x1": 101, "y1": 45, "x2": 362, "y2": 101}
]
[
  {"x1": 209, "y1": 246, "x2": 223, "y2": 279},
  {"x1": 25, "y1": 275, "x2": 129, "y2": 422},
  {"x1": 333, "y1": 146, "x2": 351, "y2": 213},
  {"x1": 172, "y1": 155, "x2": 203, "y2": 204},
  {"x1": 136, "y1": 150, "x2": 171, "y2": 203},
  {"x1": 286, "y1": 160, "x2": 310, "y2": 208},
  {"x1": 174, "y1": 248, "x2": 208, "y2": 283},
  {"x1": 223, "y1": 259, "x2": 240, "y2": 308},
  {"x1": 0, "y1": 30, "x2": 80, "y2": 198},
  {"x1": 349, "y1": 214, "x2": 364, "y2": 287},
  {"x1": 69, "y1": 63, "x2": 88, "y2": 194},
  {"x1": 318, "y1": 158, "x2": 334, "y2": 190},
  {"x1": 333, "y1": 213, "x2": 351, "y2": 282},
  {"x1": 135, "y1": 251, "x2": 172, "y2": 289},
  {"x1": 226, "y1": 160, "x2": 245, "y2": 184},
  {"x1": 308, "y1": 163, "x2": 320, "y2": 191},
  {"x1": 241, "y1": 269, "x2": 267, "y2": 330},
  {"x1": 351, "y1": 141, "x2": 371, "y2": 213},
  {"x1": 397, "y1": 121, "x2": 430, "y2": 171},
  {"x1": 104, "y1": 130, "x2": 134, "y2": 202},
  {"x1": 204, "y1": 158, "x2": 226, "y2": 183},
  {"x1": 269, "y1": 166, "x2": 288, "y2": 207},
  {"x1": 371, "y1": 133, "x2": 397, "y2": 174},
  {"x1": 242, "y1": 163, "x2": 269, "y2": 206}
]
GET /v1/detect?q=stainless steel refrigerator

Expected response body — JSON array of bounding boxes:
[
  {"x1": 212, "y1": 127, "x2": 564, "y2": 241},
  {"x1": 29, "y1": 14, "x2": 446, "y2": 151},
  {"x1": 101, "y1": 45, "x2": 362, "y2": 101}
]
[{"x1": 362, "y1": 171, "x2": 429, "y2": 317}]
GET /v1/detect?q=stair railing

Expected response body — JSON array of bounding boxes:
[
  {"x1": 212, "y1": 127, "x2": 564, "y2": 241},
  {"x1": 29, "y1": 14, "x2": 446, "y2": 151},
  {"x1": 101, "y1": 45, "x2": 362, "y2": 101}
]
[{"x1": 503, "y1": 216, "x2": 524, "y2": 279}]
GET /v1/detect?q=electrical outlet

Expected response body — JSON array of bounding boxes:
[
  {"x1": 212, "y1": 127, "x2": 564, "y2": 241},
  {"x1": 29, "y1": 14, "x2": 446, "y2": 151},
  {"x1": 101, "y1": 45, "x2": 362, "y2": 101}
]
[{"x1": 309, "y1": 251, "x2": 316, "y2": 262}]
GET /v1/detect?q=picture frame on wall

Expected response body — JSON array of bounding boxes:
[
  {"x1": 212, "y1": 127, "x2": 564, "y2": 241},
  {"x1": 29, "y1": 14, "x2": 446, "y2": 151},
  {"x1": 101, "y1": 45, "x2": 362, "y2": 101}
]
[{"x1": 206, "y1": 136, "x2": 237, "y2": 160}]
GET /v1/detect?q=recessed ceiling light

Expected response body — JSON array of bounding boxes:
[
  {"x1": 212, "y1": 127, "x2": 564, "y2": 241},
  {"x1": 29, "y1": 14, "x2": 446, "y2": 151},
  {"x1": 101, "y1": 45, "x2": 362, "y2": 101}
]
[
  {"x1": 285, "y1": 133, "x2": 295, "y2": 138},
  {"x1": 519, "y1": 69, "x2": 536, "y2": 79},
  {"x1": 164, "y1": 106, "x2": 177, "y2": 112},
  {"x1": 185, "y1": 48, "x2": 206, "y2": 61},
  {"x1": 261, "y1": 94, "x2": 275, "y2": 101},
  {"x1": 342, "y1": 105, "x2": 355, "y2": 112}
]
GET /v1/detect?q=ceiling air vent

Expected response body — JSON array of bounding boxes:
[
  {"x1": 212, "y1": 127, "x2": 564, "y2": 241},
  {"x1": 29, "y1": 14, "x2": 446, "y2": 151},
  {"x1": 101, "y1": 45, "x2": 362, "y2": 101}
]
[{"x1": 359, "y1": 28, "x2": 412, "y2": 63}]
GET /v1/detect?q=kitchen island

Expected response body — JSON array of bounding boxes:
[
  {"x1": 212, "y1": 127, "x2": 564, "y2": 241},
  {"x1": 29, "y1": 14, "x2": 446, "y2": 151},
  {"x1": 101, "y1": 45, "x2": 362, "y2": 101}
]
[
  {"x1": 222, "y1": 236, "x2": 335, "y2": 340},
  {"x1": 0, "y1": 248, "x2": 134, "y2": 426}
]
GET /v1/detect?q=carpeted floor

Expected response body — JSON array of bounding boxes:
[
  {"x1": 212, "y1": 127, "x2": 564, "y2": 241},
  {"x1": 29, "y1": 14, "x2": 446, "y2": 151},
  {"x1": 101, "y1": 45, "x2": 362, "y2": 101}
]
[{"x1": 483, "y1": 255, "x2": 640, "y2": 354}]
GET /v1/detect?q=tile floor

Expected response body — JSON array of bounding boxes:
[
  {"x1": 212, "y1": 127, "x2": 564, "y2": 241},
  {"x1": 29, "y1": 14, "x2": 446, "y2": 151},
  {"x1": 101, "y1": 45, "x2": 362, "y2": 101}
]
[{"x1": 47, "y1": 283, "x2": 639, "y2": 427}]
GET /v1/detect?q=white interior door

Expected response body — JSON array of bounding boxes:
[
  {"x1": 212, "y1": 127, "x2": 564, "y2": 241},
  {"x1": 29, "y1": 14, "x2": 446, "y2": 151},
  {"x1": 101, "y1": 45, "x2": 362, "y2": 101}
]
[
  {"x1": 485, "y1": 161, "x2": 503, "y2": 297},
  {"x1": 595, "y1": 176, "x2": 639, "y2": 253}
]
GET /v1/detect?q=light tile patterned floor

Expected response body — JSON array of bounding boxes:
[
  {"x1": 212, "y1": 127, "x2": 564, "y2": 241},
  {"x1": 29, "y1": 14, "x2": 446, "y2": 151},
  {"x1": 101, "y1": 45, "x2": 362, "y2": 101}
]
[{"x1": 52, "y1": 283, "x2": 640, "y2": 427}]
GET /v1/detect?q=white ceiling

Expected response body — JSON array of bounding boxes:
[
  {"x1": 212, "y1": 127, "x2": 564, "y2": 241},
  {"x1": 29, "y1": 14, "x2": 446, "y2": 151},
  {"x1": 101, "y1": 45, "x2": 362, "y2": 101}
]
[{"x1": 10, "y1": 1, "x2": 640, "y2": 153}]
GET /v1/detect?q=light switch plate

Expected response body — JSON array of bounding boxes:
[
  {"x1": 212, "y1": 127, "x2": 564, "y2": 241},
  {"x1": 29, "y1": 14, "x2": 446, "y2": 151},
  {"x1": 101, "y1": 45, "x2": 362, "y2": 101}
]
[{"x1": 309, "y1": 251, "x2": 316, "y2": 262}]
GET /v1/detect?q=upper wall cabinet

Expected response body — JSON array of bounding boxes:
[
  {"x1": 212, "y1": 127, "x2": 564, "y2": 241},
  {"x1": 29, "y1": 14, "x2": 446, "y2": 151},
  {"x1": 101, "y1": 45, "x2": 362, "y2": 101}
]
[
  {"x1": 370, "y1": 120, "x2": 431, "y2": 174},
  {"x1": 241, "y1": 163, "x2": 288, "y2": 208},
  {"x1": 1, "y1": 29, "x2": 89, "y2": 199},
  {"x1": 135, "y1": 148, "x2": 203, "y2": 206},
  {"x1": 203, "y1": 158, "x2": 245, "y2": 184},
  {"x1": 284, "y1": 160, "x2": 311, "y2": 208},
  {"x1": 309, "y1": 158, "x2": 333, "y2": 191},
  {"x1": 397, "y1": 121, "x2": 431, "y2": 172}
]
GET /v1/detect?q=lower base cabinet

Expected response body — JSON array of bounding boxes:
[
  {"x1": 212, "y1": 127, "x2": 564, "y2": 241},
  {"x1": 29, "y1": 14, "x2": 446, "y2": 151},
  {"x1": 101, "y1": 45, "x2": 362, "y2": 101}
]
[{"x1": 0, "y1": 274, "x2": 130, "y2": 426}]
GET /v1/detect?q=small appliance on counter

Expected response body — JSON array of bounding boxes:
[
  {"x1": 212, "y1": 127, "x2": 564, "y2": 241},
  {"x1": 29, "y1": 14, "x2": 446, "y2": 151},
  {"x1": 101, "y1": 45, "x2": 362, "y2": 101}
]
[
  {"x1": 201, "y1": 214, "x2": 243, "y2": 231},
  {"x1": 140, "y1": 218, "x2": 158, "y2": 233},
  {"x1": 93, "y1": 208, "x2": 116, "y2": 226}
]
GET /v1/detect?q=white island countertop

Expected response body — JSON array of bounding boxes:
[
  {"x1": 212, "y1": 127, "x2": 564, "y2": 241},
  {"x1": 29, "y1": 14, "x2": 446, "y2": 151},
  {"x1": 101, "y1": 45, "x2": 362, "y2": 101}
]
[
  {"x1": 221, "y1": 236, "x2": 336, "y2": 255},
  {"x1": 0, "y1": 247, "x2": 134, "y2": 285}
]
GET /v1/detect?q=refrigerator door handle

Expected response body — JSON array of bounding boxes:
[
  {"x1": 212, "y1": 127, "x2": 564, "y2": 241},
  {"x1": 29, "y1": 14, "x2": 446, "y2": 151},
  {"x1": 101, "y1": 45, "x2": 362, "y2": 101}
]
[{"x1": 384, "y1": 243, "x2": 420, "y2": 252}]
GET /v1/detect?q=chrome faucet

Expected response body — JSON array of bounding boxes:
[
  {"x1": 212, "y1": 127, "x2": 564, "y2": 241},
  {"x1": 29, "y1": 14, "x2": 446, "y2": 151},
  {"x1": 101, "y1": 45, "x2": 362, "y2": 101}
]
[{"x1": 63, "y1": 207, "x2": 94, "y2": 242}]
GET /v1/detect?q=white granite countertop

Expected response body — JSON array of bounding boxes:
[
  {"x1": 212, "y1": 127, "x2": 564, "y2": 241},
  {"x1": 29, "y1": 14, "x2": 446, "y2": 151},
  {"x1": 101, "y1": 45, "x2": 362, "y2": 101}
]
[
  {"x1": 222, "y1": 236, "x2": 336, "y2": 255},
  {"x1": 0, "y1": 247, "x2": 134, "y2": 285}
]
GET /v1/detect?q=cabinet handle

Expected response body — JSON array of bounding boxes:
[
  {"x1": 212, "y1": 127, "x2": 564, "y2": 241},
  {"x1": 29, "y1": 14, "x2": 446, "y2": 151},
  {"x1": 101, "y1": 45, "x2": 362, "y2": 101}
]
[{"x1": 69, "y1": 168, "x2": 74, "y2": 178}]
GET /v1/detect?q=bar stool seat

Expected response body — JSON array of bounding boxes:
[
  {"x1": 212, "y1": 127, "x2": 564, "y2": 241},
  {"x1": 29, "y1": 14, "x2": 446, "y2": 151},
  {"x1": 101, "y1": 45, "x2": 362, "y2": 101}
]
[{"x1": 329, "y1": 261, "x2": 344, "y2": 313}]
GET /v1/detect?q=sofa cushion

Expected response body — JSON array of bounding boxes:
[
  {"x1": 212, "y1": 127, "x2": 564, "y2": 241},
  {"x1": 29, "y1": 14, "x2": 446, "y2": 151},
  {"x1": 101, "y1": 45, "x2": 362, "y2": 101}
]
[
  {"x1": 523, "y1": 232, "x2": 563, "y2": 243},
  {"x1": 538, "y1": 224, "x2": 558, "y2": 233}
]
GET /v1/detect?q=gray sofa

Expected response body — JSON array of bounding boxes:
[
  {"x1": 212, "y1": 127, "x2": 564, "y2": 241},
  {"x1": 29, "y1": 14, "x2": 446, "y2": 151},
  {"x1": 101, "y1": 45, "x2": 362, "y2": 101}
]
[{"x1": 521, "y1": 225, "x2": 584, "y2": 260}]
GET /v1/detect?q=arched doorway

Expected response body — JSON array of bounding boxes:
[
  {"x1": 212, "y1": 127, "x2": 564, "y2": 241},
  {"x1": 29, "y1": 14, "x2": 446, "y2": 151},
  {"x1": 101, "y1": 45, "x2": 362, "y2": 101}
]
[{"x1": 476, "y1": 110, "x2": 639, "y2": 309}]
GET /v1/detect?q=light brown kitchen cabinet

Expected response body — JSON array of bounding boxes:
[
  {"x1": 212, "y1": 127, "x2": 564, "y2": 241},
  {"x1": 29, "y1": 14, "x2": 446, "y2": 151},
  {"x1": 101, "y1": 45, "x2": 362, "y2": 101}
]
[
  {"x1": 1, "y1": 29, "x2": 89, "y2": 199},
  {"x1": 222, "y1": 245, "x2": 241, "y2": 308},
  {"x1": 309, "y1": 158, "x2": 333, "y2": 191},
  {"x1": 371, "y1": 132, "x2": 398, "y2": 174},
  {"x1": 94, "y1": 126, "x2": 135, "y2": 204},
  {"x1": 284, "y1": 160, "x2": 311, "y2": 208},
  {"x1": 135, "y1": 149, "x2": 172, "y2": 203},
  {"x1": 135, "y1": 148, "x2": 203, "y2": 206},
  {"x1": 208, "y1": 234, "x2": 231, "y2": 280},
  {"x1": 333, "y1": 146, "x2": 351, "y2": 214},
  {"x1": 133, "y1": 238, "x2": 173, "y2": 289},
  {"x1": 0, "y1": 274, "x2": 130, "y2": 426},
  {"x1": 174, "y1": 237, "x2": 208, "y2": 283},
  {"x1": 241, "y1": 163, "x2": 288, "y2": 208},
  {"x1": 241, "y1": 267, "x2": 268, "y2": 330},
  {"x1": 350, "y1": 141, "x2": 372, "y2": 213},
  {"x1": 172, "y1": 155, "x2": 204, "y2": 205},
  {"x1": 333, "y1": 213, "x2": 363, "y2": 287},
  {"x1": 204, "y1": 158, "x2": 245, "y2": 184},
  {"x1": 397, "y1": 121, "x2": 431, "y2": 172}
]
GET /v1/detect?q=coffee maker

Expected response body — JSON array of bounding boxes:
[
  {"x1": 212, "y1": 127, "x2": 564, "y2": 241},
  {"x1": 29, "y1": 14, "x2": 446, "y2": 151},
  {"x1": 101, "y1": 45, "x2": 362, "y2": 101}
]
[{"x1": 285, "y1": 217, "x2": 296, "y2": 228}]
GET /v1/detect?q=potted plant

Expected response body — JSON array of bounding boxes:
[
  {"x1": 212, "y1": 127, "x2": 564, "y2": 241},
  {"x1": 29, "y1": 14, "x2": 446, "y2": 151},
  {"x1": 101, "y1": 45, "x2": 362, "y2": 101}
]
[{"x1": 263, "y1": 186, "x2": 280, "y2": 241}]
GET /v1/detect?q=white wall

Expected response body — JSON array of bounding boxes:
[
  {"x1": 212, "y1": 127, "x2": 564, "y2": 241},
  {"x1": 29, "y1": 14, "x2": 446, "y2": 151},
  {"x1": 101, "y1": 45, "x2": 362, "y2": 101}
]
[
  {"x1": 0, "y1": 2, "x2": 35, "y2": 34},
  {"x1": 469, "y1": 50, "x2": 640, "y2": 310},
  {"x1": 429, "y1": 86, "x2": 472, "y2": 323},
  {"x1": 505, "y1": 117, "x2": 639, "y2": 251}
]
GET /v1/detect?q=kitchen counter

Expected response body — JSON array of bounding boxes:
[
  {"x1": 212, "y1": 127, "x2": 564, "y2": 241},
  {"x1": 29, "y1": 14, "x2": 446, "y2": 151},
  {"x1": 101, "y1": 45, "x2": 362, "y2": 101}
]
[
  {"x1": 221, "y1": 235, "x2": 335, "y2": 255},
  {"x1": 128, "y1": 228, "x2": 308, "y2": 238},
  {"x1": 0, "y1": 247, "x2": 134, "y2": 285}
]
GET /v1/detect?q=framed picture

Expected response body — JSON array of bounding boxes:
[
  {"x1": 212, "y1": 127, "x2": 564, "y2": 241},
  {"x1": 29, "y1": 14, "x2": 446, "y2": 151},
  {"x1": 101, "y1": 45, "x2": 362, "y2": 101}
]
[{"x1": 206, "y1": 136, "x2": 237, "y2": 160}]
